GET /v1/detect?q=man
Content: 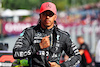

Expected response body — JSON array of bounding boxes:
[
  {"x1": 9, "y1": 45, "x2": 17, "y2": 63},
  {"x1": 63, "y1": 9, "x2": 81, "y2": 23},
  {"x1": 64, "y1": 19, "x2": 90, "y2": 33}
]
[
  {"x1": 77, "y1": 36, "x2": 93, "y2": 67},
  {"x1": 13, "y1": 2, "x2": 81, "y2": 67}
]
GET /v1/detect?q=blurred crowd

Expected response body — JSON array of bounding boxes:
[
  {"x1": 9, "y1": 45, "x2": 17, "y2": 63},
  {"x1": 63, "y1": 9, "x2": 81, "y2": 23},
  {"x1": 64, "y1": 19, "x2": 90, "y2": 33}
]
[
  {"x1": 20, "y1": 8, "x2": 100, "y2": 26},
  {"x1": 0, "y1": 2, "x2": 100, "y2": 26}
]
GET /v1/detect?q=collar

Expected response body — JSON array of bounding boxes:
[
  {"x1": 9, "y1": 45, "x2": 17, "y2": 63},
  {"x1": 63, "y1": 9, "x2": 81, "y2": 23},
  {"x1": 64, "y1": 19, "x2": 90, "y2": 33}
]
[{"x1": 38, "y1": 24, "x2": 55, "y2": 34}]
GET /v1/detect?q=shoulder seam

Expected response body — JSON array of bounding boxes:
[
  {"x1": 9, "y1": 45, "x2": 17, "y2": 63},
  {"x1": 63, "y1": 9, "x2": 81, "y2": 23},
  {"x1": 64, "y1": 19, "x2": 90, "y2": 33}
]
[
  {"x1": 25, "y1": 26, "x2": 36, "y2": 30},
  {"x1": 57, "y1": 29, "x2": 69, "y2": 36}
]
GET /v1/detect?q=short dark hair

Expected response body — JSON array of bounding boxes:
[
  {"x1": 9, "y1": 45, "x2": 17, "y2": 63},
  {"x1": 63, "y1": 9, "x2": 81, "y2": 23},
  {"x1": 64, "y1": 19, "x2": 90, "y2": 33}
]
[{"x1": 77, "y1": 36, "x2": 83, "y2": 39}]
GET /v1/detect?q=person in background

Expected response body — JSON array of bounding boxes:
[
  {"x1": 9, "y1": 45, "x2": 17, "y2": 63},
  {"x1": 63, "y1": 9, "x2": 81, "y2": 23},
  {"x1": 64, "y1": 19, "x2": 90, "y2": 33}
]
[
  {"x1": 95, "y1": 40, "x2": 100, "y2": 67},
  {"x1": 77, "y1": 36, "x2": 93, "y2": 67},
  {"x1": 0, "y1": 42, "x2": 3, "y2": 50},
  {"x1": 3, "y1": 43, "x2": 9, "y2": 51},
  {"x1": 13, "y1": 2, "x2": 81, "y2": 67},
  {"x1": 0, "y1": 42, "x2": 9, "y2": 51}
]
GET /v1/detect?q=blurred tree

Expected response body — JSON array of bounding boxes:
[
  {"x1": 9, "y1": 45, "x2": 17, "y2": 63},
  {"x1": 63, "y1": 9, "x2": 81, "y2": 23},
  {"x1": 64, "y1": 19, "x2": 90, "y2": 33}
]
[
  {"x1": 2, "y1": 0, "x2": 41, "y2": 10},
  {"x1": 52, "y1": 0, "x2": 68, "y2": 11},
  {"x1": 1, "y1": 0, "x2": 100, "y2": 10}
]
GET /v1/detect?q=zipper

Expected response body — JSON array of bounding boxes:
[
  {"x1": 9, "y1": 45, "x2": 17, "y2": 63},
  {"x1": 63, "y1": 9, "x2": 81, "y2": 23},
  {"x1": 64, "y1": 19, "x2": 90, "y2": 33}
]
[{"x1": 50, "y1": 34, "x2": 53, "y2": 46}]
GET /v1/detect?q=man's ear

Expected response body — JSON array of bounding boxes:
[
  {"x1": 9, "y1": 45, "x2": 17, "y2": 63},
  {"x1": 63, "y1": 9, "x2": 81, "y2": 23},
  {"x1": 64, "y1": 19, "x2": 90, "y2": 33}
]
[{"x1": 54, "y1": 15, "x2": 57, "y2": 20}]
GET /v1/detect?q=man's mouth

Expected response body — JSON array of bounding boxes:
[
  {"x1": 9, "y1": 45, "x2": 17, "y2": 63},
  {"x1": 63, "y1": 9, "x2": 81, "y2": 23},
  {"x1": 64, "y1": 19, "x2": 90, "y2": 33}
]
[{"x1": 45, "y1": 20, "x2": 50, "y2": 23}]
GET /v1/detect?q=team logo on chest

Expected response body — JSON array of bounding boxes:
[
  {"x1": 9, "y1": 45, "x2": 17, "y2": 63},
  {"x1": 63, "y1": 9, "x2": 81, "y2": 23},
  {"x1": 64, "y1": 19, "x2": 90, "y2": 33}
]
[
  {"x1": 35, "y1": 32, "x2": 42, "y2": 37},
  {"x1": 33, "y1": 32, "x2": 43, "y2": 43}
]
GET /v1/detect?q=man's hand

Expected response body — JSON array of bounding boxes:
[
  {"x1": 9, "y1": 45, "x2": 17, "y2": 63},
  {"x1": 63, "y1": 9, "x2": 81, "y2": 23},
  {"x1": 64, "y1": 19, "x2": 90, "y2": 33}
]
[
  {"x1": 39, "y1": 36, "x2": 50, "y2": 49},
  {"x1": 79, "y1": 49, "x2": 84, "y2": 55},
  {"x1": 49, "y1": 61, "x2": 61, "y2": 67}
]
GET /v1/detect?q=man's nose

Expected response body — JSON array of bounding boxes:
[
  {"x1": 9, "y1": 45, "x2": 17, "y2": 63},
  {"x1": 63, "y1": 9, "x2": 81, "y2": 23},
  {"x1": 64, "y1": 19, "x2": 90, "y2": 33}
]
[{"x1": 46, "y1": 16, "x2": 50, "y2": 18}]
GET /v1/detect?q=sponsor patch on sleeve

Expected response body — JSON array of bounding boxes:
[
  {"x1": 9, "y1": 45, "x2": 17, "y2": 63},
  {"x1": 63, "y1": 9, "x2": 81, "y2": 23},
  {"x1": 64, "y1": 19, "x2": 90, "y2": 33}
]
[{"x1": 20, "y1": 31, "x2": 25, "y2": 36}]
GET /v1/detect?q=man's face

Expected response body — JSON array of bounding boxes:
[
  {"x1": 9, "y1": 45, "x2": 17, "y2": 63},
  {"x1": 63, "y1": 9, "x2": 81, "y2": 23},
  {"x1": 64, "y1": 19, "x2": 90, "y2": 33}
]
[
  {"x1": 77, "y1": 37, "x2": 84, "y2": 45},
  {"x1": 40, "y1": 10, "x2": 57, "y2": 29}
]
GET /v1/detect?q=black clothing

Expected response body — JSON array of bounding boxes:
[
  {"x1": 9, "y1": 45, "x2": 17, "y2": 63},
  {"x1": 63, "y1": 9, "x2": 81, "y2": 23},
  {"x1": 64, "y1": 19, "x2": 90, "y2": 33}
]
[
  {"x1": 13, "y1": 24, "x2": 81, "y2": 67},
  {"x1": 79, "y1": 43, "x2": 92, "y2": 67}
]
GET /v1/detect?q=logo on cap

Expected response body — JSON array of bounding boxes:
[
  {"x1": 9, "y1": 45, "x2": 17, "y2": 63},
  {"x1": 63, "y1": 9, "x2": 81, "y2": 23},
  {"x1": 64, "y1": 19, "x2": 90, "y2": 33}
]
[
  {"x1": 46, "y1": 3, "x2": 51, "y2": 8},
  {"x1": 40, "y1": 2, "x2": 57, "y2": 14}
]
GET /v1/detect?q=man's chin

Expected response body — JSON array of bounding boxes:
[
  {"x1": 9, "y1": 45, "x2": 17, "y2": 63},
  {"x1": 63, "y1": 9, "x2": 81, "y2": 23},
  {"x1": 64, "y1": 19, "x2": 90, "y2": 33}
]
[
  {"x1": 45, "y1": 25, "x2": 50, "y2": 28},
  {"x1": 44, "y1": 24, "x2": 50, "y2": 27}
]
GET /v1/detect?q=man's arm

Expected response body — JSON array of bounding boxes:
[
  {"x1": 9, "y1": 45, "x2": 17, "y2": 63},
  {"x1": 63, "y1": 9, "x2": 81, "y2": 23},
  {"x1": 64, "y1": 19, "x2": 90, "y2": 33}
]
[
  {"x1": 60, "y1": 34, "x2": 81, "y2": 67},
  {"x1": 79, "y1": 49, "x2": 84, "y2": 55},
  {"x1": 13, "y1": 28, "x2": 40, "y2": 59}
]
